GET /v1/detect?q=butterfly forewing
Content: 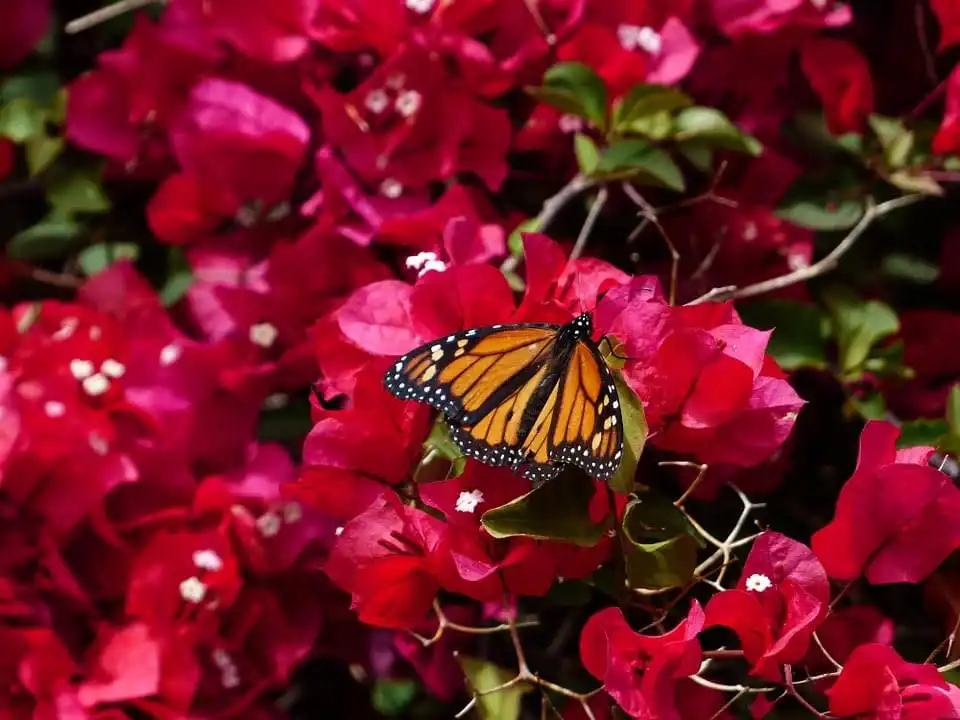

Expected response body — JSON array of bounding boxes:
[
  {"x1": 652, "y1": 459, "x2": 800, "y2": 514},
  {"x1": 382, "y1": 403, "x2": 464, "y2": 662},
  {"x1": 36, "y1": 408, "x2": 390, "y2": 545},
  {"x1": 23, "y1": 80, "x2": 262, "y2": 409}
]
[{"x1": 383, "y1": 323, "x2": 560, "y2": 424}]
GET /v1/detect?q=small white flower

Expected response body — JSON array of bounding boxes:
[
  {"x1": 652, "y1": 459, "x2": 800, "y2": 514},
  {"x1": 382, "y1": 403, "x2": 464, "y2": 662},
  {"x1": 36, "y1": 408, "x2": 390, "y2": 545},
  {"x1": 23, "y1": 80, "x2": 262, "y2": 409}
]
[
  {"x1": 70, "y1": 359, "x2": 95, "y2": 380},
  {"x1": 455, "y1": 489, "x2": 485, "y2": 513},
  {"x1": 335, "y1": 526, "x2": 345, "y2": 536},
  {"x1": 192, "y1": 549, "x2": 224, "y2": 572},
  {"x1": 159, "y1": 344, "x2": 181, "y2": 366},
  {"x1": 249, "y1": 322, "x2": 278, "y2": 349},
  {"x1": 617, "y1": 24, "x2": 641, "y2": 51},
  {"x1": 405, "y1": 251, "x2": 438, "y2": 270},
  {"x1": 221, "y1": 668, "x2": 240, "y2": 689},
  {"x1": 558, "y1": 114, "x2": 583, "y2": 134},
  {"x1": 406, "y1": 0, "x2": 435, "y2": 13},
  {"x1": 43, "y1": 400, "x2": 66, "y2": 418},
  {"x1": 395, "y1": 89, "x2": 422, "y2": 118},
  {"x1": 53, "y1": 318, "x2": 78, "y2": 341},
  {"x1": 179, "y1": 576, "x2": 207, "y2": 603},
  {"x1": 745, "y1": 573, "x2": 773, "y2": 593},
  {"x1": 636, "y1": 26, "x2": 662, "y2": 55},
  {"x1": 82, "y1": 373, "x2": 110, "y2": 397},
  {"x1": 256, "y1": 512, "x2": 282, "y2": 538},
  {"x1": 380, "y1": 178, "x2": 403, "y2": 199},
  {"x1": 100, "y1": 358, "x2": 126, "y2": 379},
  {"x1": 212, "y1": 648, "x2": 232, "y2": 669},
  {"x1": 88, "y1": 433, "x2": 109, "y2": 456},
  {"x1": 742, "y1": 222, "x2": 759, "y2": 242},
  {"x1": 365, "y1": 89, "x2": 389, "y2": 114}
]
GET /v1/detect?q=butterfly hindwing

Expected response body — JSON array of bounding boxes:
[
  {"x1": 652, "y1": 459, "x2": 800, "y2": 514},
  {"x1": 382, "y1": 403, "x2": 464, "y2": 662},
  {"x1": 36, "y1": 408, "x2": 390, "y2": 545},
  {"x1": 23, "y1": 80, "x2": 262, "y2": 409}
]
[{"x1": 383, "y1": 323, "x2": 560, "y2": 425}]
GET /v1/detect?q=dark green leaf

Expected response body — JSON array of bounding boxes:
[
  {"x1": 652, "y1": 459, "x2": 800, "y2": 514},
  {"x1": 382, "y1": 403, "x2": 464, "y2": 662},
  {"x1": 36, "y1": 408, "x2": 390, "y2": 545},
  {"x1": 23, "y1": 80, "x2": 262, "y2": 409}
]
[
  {"x1": 947, "y1": 384, "x2": 960, "y2": 439},
  {"x1": 882, "y1": 253, "x2": 940, "y2": 284},
  {"x1": 46, "y1": 169, "x2": 111, "y2": 215},
  {"x1": 869, "y1": 115, "x2": 915, "y2": 169},
  {"x1": 507, "y1": 217, "x2": 541, "y2": 258},
  {"x1": 458, "y1": 657, "x2": 530, "y2": 720},
  {"x1": 621, "y1": 491, "x2": 698, "y2": 591},
  {"x1": 422, "y1": 418, "x2": 466, "y2": 478},
  {"x1": 608, "y1": 369, "x2": 647, "y2": 495},
  {"x1": 672, "y1": 107, "x2": 761, "y2": 156},
  {"x1": 896, "y1": 419, "x2": 949, "y2": 449},
  {"x1": 613, "y1": 84, "x2": 692, "y2": 129},
  {"x1": 0, "y1": 71, "x2": 60, "y2": 105},
  {"x1": 530, "y1": 62, "x2": 608, "y2": 129},
  {"x1": 574, "y1": 133, "x2": 600, "y2": 174},
  {"x1": 24, "y1": 134, "x2": 63, "y2": 176},
  {"x1": 596, "y1": 139, "x2": 685, "y2": 191},
  {"x1": 77, "y1": 242, "x2": 140, "y2": 276},
  {"x1": 784, "y1": 113, "x2": 864, "y2": 158},
  {"x1": 8, "y1": 214, "x2": 82, "y2": 260},
  {"x1": 677, "y1": 143, "x2": 713, "y2": 173},
  {"x1": 159, "y1": 248, "x2": 195, "y2": 307},
  {"x1": 0, "y1": 97, "x2": 46, "y2": 142},
  {"x1": 546, "y1": 578, "x2": 593, "y2": 606},
  {"x1": 776, "y1": 175, "x2": 866, "y2": 230},
  {"x1": 372, "y1": 680, "x2": 419, "y2": 716},
  {"x1": 258, "y1": 393, "x2": 313, "y2": 446},
  {"x1": 848, "y1": 391, "x2": 887, "y2": 421},
  {"x1": 481, "y1": 468, "x2": 607, "y2": 546},
  {"x1": 737, "y1": 300, "x2": 829, "y2": 371},
  {"x1": 822, "y1": 287, "x2": 900, "y2": 374}
]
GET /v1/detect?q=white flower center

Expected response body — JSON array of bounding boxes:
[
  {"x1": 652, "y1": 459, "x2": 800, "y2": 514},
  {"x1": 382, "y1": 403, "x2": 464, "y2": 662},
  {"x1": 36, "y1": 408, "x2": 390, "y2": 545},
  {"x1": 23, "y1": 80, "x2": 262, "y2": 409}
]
[
  {"x1": 455, "y1": 489, "x2": 485, "y2": 513},
  {"x1": 159, "y1": 344, "x2": 181, "y2": 366},
  {"x1": 88, "y1": 433, "x2": 109, "y2": 456},
  {"x1": 70, "y1": 359, "x2": 94, "y2": 380},
  {"x1": 100, "y1": 358, "x2": 126, "y2": 379},
  {"x1": 43, "y1": 400, "x2": 66, "y2": 418},
  {"x1": 406, "y1": 0, "x2": 435, "y2": 13},
  {"x1": 82, "y1": 373, "x2": 110, "y2": 397},
  {"x1": 256, "y1": 512, "x2": 281, "y2": 537},
  {"x1": 192, "y1": 549, "x2": 224, "y2": 572},
  {"x1": 248, "y1": 322, "x2": 278, "y2": 349},
  {"x1": 335, "y1": 526, "x2": 344, "y2": 536},
  {"x1": 53, "y1": 318, "x2": 78, "y2": 341},
  {"x1": 380, "y1": 178, "x2": 403, "y2": 199},
  {"x1": 395, "y1": 89, "x2": 422, "y2": 118},
  {"x1": 179, "y1": 576, "x2": 207, "y2": 603},
  {"x1": 745, "y1": 573, "x2": 773, "y2": 593},
  {"x1": 636, "y1": 26, "x2": 662, "y2": 54},
  {"x1": 364, "y1": 89, "x2": 389, "y2": 114}
]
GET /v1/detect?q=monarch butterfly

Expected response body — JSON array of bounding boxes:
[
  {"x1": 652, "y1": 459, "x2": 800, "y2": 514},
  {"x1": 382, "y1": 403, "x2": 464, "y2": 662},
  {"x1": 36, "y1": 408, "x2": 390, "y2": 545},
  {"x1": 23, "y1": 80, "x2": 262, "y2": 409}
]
[{"x1": 382, "y1": 313, "x2": 623, "y2": 484}]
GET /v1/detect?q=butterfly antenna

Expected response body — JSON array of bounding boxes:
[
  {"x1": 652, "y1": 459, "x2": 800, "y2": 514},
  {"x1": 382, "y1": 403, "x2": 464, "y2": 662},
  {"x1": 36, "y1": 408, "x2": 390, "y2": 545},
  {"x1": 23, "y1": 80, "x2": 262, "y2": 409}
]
[{"x1": 575, "y1": 266, "x2": 587, "y2": 315}]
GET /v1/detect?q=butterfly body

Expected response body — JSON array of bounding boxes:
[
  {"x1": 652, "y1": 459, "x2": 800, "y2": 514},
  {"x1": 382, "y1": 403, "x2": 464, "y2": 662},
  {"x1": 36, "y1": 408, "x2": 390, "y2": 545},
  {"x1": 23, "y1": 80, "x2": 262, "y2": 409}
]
[{"x1": 383, "y1": 313, "x2": 623, "y2": 484}]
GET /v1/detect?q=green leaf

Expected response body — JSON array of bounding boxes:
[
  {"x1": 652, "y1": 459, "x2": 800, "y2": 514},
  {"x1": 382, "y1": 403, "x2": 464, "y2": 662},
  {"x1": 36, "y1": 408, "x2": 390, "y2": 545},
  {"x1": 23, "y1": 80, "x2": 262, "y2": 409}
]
[
  {"x1": 882, "y1": 253, "x2": 940, "y2": 284},
  {"x1": 0, "y1": 97, "x2": 46, "y2": 142},
  {"x1": 897, "y1": 419, "x2": 949, "y2": 449},
  {"x1": 784, "y1": 113, "x2": 864, "y2": 158},
  {"x1": 159, "y1": 248, "x2": 195, "y2": 307},
  {"x1": 371, "y1": 679, "x2": 419, "y2": 716},
  {"x1": 77, "y1": 243, "x2": 140, "y2": 276},
  {"x1": 258, "y1": 393, "x2": 313, "y2": 446},
  {"x1": 776, "y1": 174, "x2": 866, "y2": 230},
  {"x1": 886, "y1": 170, "x2": 944, "y2": 196},
  {"x1": 46, "y1": 169, "x2": 111, "y2": 215},
  {"x1": 947, "y1": 384, "x2": 960, "y2": 439},
  {"x1": 574, "y1": 133, "x2": 600, "y2": 174},
  {"x1": 422, "y1": 418, "x2": 466, "y2": 478},
  {"x1": 621, "y1": 491, "x2": 698, "y2": 591},
  {"x1": 672, "y1": 107, "x2": 762, "y2": 156},
  {"x1": 822, "y1": 287, "x2": 900, "y2": 374},
  {"x1": 0, "y1": 71, "x2": 60, "y2": 105},
  {"x1": 596, "y1": 139, "x2": 685, "y2": 191},
  {"x1": 530, "y1": 62, "x2": 608, "y2": 129},
  {"x1": 482, "y1": 467, "x2": 607, "y2": 546},
  {"x1": 608, "y1": 369, "x2": 647, "y2": 495},
  {"x1": 677, "y1": 143, "x2": 713, "y2": 173},
  {"x1": 625, "y1": 110, "x2": 673, "y2": 140},
  {"x1": 848, "y1": 391, "x2": 887, "y2": 421},
  {"x1": 869, "y1": 115, "x2": 915, "y2": 169},
  {"x1": 458, "y1": 657, "x2": 531, "y2": 720},
  {"x1": 613, "y1": 84, "x2": 692, "y2": 129},
  {"x1": 507, "y1": 217, "x2": 542, "y2": 258},
  {"x1": 546, "y1": 578, "x2": 593, "y2": 606},
  {"x1": 736, "y1": 300, "x2": 829, "y2": 371},
  {"x1": 7, "y1": 214, "x2": 82, "y2": 260},
  {"x1": 24, "y1": 134, "x2": 63, "y2": 176}
]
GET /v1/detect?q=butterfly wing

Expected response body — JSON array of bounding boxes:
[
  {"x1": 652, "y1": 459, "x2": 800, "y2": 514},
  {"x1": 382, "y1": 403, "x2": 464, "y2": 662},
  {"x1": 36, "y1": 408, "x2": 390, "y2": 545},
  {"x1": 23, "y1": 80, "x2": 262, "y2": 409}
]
[
  {"x1": 383, "y1": 323, "x2": 560, "y2": 426},
  {"x1": 545, "y1": 339, "x2": 624, "y2": 480}
]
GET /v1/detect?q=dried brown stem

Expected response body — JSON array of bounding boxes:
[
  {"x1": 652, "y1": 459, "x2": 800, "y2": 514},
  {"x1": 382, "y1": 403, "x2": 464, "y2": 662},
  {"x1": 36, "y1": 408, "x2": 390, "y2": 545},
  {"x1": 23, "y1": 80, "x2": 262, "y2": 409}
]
[
  {"x1": 570, "y1": 187, "x2": 609, "y2": 261},
  {"x1": 66, "y1": 0, "x2": 162, "y2": 34}
]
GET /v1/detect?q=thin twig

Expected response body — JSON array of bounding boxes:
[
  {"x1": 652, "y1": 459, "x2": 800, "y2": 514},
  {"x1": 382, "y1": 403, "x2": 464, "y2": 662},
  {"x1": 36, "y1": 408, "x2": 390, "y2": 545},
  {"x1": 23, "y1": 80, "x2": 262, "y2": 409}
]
[
  {"x1": 412, "y1": 599, "x2": 539, "y2": 647},
  {"x1": 622, "y1": 182, "x2": 680, "y2": 305},
  {"x1": 915, "y1": 0, "x2": 939, "y2": 86},
  {"x1": 663, "y1": 461, "x2": 708, "y2": 507},
  {"x1": 66, "y1": 0, "x2": 162, "y2": 34},
  {"x1": 23, "y1": 266, "x2": 84, "y2": 289},
  {"x1": 687, "y1": 194, "x2": 925, "y2": 305},
  {"x1": 570, "y1": 187, "x2": 609, "y2": 261},
  {"x1": 812, "y1": 631, "x2": 843, "y2": 671},
  {"x1": 925, "y1": 611, "x2": 960, "y2": 664},
  {"x1": 783, "y1": 664, "x2": 830, "y2": 718}
]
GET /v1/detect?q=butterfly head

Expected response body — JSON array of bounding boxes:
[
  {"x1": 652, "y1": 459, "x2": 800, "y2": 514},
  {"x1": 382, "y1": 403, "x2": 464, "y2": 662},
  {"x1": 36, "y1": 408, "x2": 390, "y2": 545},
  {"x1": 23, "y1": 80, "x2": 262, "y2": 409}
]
[{"x1": 569, "y1": 312, "x2": 593, "y2": 340}]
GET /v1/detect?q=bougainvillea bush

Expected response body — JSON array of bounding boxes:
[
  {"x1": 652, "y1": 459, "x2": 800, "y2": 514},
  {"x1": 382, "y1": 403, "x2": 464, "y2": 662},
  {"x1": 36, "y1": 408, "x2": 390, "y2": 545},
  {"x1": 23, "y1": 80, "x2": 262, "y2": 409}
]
[{"x1": 6, "y1": 0, "x2": 960, "y2": 717}]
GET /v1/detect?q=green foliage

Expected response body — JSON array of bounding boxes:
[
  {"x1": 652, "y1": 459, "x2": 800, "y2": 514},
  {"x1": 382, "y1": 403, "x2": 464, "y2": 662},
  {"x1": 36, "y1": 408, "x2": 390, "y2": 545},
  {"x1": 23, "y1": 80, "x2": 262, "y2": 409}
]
[
  {"x1": 371, "y1": 680, "x2": 420, "y2": 716},
  {"x1": 672, "y1": 106, "x2": 762, "y2": 156},
  {"x1": 595, "y1": 140, "x2": 685, "y2": 190},
  {"x1": 620, "y1": 491, "x2": 698, "y2": 591},
  {"x1": 481, "y1": 468, "x2": 607, "y2": 546},
  {"x1": 897, "y1": 419, "x2": 950, "y2": 449},
  {"x1": 821, "y1": 287, "x2": 900, "y2": 376},
  {"x1": 528, "y1": 62, "x2": 607, "y2": 129},
  {"x1": 777, "y1": 172, "x2": 866, "y2": 230},
  {"x1": 8, "y1": 215, "x2": 82, "y2": 261},
  {"x1": 77, "y1": 243, "x2": 140, "y2": 276},
  {"x1": 612, "y1": 85, "x2": 692, "y2": 132},
  {"x1": 458, "y1": 657, "x2": 530, "y2": 720},
  {"x1": 507, "y1": 217, "x2": 542, "y2": 258},
  {"x1": 573, "y1": 133, "x2": 600, "y2": 174},
  {"x1": 422, "y1": 419, "x2": 467, "y2": 478},
  {"x1": 737, "y1": 301, "x2": 830, "y2": 371},
  {"x1": 608, "y1": 369, "x2": 648, "y2": 494},
  {"x1": 159, "y1": 248, "x2": 196, "y2": 307}
]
